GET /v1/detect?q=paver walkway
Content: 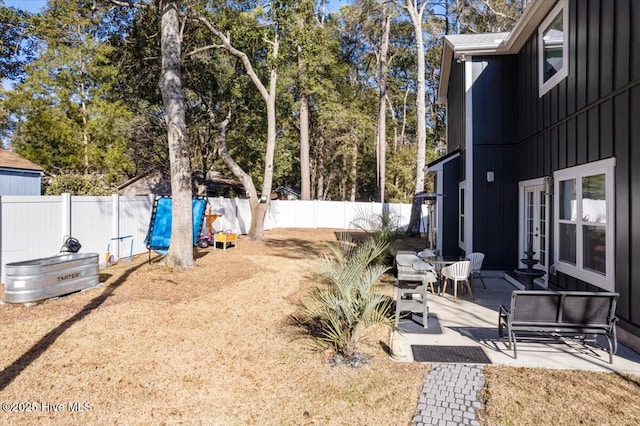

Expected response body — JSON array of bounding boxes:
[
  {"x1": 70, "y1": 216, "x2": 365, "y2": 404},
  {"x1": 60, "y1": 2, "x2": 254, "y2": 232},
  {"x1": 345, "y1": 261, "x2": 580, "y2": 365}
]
[{"x1": 412, "y1": 364, "x2": 485, "y2": 426}]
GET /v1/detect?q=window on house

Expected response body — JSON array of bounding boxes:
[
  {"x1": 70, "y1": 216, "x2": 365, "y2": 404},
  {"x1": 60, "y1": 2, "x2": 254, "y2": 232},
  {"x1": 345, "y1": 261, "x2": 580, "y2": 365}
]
[
  {"x1": 459, "y1": 183, "x2": 465, "y2": 248},
  {"x1": 539, "y1": 0, "x2": 568, "y2": 96},
  {"x1": 554, "y1": 158, "x2": 615, "y2": 291}
]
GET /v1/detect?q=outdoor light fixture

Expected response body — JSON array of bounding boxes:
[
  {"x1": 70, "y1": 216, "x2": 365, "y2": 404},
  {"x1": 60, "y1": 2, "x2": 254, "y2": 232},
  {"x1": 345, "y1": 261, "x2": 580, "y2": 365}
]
[
  {"x1": 486, "y1": 171, "x2": 495, "y2": 183},
  {"x1": 543, "y1": 176, "x2": 553, "y2": 195}
]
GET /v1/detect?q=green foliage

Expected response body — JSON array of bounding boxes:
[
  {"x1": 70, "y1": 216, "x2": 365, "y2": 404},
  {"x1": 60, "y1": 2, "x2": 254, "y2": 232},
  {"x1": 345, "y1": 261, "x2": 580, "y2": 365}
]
[
  {"x1": 298, "y1": 236, "x2": 393, "y2": 359},
  {"x1": 452, "y1": 0, "x2": 525, "y2": 33},
  {"x1": 3, "y1": 0, "x2": 134, "y2": 180},
  {"x1": 45, "y1": 173, "x2": 113, "y2": 195},
  {"x1": 1, "y1": 0, "x2": 517, "y2": 202},
  {"x1": 387, "y1": 144, "x2": 421, "y2": 202},
  {"x1": 0, "y1": 4, "x2": 37, "y2": 82}
]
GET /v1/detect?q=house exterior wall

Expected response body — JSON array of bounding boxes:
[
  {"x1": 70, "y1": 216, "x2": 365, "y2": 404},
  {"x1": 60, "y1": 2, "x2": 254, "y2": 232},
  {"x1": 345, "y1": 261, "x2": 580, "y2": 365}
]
[
  {"x1": 513, "y1": 0, "x2": 640, "y2": 340},
  {"x1": 442, "y1": 61, "x2": 465, "y2": 257},
  {"x1": 440, "y1": 156, "x2": 461, "y2": 257},
  {"x1": 446, "y1": 61, "x2": 466, "y2": 153},
  {"x1": 0, "y1": 169, "x2": 41, "y2": 196},
  {"x1": 470, "y1": 56, "x2": 520, "y2": 269}
]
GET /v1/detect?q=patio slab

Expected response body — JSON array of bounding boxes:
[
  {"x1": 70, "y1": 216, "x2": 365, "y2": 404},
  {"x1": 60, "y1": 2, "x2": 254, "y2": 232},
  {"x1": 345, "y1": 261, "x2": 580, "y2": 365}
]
[{"x1": 393, "y1": 276, "x2": 640, "y2": 375}]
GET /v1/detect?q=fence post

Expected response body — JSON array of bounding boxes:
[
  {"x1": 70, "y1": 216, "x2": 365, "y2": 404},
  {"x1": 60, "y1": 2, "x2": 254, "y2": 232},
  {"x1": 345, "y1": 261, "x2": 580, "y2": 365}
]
[
  {"x1": 62, "y1": 193, "x2": 71, "y2": 242},
  {"x1": 112, "y1": 193, "x2": 120, "y2": 260},
  {"x1": 0, "y1": 195, "x2": 3, "y2": 276},
  {"x1": 234, "y1": 197, "x2": 240, "y2": 234}
]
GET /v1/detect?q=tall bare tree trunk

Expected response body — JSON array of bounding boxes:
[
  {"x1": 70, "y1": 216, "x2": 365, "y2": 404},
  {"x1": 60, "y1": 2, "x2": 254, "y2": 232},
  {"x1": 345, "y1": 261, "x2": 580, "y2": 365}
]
[
  {"x1": 159, "y1": 0, "x2": 194, "y2": 267},
  {"x1": 316, "y1": 127, "x2": 325, "y2": 200},
  {"x1": 214, "y1": 109, "x2": 265, "y2": 240},
  {"x1": 194, "y1": 16, "x2": 279, "y2": 240},
  {"x1": 350, "y1": 141, "x2": 358, "y2": 201},
  {"x1": 376, "y1": 1, "x2": 390, "y2": 203},
  {"x1": 78, "y1": 28, "x2": 90, "y2": 172},
  {"x1": 299, "y1": 46, "x2": 311, "y2": 200},
  {"x1": 256, "y1": 53, "x2": 279, "y2": 240},
  {"x1": 405, "y1": 0, "x2": 428, "y2": 234}
]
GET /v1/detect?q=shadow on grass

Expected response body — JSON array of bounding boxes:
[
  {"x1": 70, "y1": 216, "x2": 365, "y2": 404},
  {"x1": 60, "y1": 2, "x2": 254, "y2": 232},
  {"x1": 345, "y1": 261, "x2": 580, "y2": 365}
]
[
  {"x1": 262, "y1": 238, "x2": 332, "y2": 260},
  {"x1": 0, "y1": 261, "x2": 147, "y2": 391},
  {"x1": 145, "y1": 248, "x2": 210, "y2": 263}
]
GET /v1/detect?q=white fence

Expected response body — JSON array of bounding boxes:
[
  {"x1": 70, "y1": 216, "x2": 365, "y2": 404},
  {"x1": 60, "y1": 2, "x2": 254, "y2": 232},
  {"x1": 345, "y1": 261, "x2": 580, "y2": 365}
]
[{"x1": 0, "y1": 194, "x2": 426, "y2": 282}]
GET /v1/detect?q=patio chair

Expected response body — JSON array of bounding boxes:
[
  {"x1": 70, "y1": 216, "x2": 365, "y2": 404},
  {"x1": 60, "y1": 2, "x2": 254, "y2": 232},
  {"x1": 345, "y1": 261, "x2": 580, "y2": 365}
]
[
  {"x1": 467, "y1": 252, "x2": 486, "y2": 289},
  {"x1": 440, "y1": 260, "x2": 472, "y2": 301}
]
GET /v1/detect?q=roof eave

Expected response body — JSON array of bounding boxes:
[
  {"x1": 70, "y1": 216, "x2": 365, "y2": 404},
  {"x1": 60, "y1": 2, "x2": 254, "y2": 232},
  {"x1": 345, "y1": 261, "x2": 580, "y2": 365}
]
[
  {"x1": 437, "y1": 40, "x2": 454, "y2": 104},
  {"x1": 0, "y1": 166, "x2": 44, "y2": 174},
  {"x1": 437, "y1": 0, "x2": 558, "y2": 101}
]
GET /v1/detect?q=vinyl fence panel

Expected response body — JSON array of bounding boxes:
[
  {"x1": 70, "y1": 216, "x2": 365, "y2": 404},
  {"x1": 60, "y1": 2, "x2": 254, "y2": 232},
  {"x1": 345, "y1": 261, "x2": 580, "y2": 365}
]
[
  {"x1": 1, "y1": 195, "x2": 65, "y2": 265},
  {"x1": 2, "y1": 194, "x2": 424, "y2": 282}
]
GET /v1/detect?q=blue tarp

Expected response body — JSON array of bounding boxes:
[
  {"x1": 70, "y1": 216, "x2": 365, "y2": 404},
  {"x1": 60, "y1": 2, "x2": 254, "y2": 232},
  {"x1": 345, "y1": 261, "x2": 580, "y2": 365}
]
[{"x1": 145, "y1": 196, "x2": 206, "y2": 255}]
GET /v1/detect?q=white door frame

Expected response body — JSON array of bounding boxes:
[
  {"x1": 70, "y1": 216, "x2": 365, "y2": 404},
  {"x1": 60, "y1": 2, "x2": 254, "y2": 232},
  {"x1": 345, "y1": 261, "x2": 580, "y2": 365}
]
[{"x1": 518, "y1": 178, "x2": 550, "y2": 288}]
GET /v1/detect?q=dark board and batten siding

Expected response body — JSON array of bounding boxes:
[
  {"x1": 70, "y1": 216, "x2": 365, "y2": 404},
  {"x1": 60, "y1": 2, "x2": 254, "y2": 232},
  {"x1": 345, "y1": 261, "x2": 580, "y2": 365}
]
[
  {"x1": 470, "y1": 57, "x2": 520, "y2": 270},
  {"x1": 440, "y1": 62, "x2": 466, "y2": 256},
  {"x1": 447, "y1": 61, "x2": 466, "y2": 154},
  {"x1": 441, "y1": 156, "x2": 461, "y2": 257},
  {"x1": 515, "y1": 0, "x2": 640, "y2": 336}
]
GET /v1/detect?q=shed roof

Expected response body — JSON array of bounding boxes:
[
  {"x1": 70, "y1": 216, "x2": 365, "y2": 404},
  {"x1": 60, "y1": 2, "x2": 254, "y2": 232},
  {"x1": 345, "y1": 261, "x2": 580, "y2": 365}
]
[{"x1": 0, "y1": 149, "x2": 44, "y2": 172}]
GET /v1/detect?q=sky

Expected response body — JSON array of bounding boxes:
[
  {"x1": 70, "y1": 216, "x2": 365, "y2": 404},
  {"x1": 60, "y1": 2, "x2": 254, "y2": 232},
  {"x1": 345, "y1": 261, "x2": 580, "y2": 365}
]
[
  {"x1": 3, "y1": 0, "x2": 352, "y2": 14},
  {"x1": 4, "y1": 0, "x2": 46, "y2": 13}
]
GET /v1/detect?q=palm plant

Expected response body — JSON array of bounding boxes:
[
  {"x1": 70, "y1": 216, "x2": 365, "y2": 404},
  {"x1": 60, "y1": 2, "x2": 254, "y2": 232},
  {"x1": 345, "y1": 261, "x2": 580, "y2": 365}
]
[
  {"x1": 350, "y1": 207, "x2": 403, "y2": 266},
  {"x1": 350, "y1": 207, "x2": 402, "y2": 242},
  {"x1": 300, "y1": 236, "x2": 394, "y2": 360}
]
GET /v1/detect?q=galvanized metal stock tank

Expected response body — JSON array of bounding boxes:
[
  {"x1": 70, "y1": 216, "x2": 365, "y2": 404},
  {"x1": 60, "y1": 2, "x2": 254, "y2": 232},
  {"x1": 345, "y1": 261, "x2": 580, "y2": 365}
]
[{"x1": 3, "y1": 253, "x2": 100, "y2": 303}]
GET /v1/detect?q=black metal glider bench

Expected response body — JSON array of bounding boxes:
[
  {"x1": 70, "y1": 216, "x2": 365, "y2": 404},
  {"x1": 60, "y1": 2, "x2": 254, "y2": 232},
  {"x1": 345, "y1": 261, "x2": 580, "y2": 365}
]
[{"x1": 498, "y1": 290, "x2": 619, "y2": 363}]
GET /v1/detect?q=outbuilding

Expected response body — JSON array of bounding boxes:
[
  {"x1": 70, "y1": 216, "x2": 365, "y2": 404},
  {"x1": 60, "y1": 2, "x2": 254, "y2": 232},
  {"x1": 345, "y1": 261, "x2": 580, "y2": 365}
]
[{"x1": 0, "y1": 149, "x2": 44, "y2": 195}]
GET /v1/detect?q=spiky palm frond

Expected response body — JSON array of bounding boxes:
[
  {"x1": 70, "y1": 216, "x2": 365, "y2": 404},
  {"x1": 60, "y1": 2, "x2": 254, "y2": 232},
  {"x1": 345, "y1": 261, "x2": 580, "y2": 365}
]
[{"x1": 300, "y1": 235, "x2": 393, "y2": 359}]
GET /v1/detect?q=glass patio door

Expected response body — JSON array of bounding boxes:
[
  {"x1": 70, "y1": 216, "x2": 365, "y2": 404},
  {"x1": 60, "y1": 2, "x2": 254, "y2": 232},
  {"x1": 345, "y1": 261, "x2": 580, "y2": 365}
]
[{"x1": 522, "y1": 184, "x2": 548, "y2": 281}]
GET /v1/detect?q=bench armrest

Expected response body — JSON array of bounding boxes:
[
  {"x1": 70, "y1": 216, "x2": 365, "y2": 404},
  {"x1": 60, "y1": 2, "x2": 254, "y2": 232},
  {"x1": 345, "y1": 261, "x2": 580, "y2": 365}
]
[{"x1": 499, "y1": 304, "x2": 510, "y2": 319}]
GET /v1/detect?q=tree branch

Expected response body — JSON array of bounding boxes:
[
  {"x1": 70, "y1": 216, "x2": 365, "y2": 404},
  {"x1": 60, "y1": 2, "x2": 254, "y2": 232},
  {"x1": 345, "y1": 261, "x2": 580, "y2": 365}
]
[
  {"x1": 190, "y1": 14, "x2": 270, "y2": 102},
  {"x1": 482, "y1": 0, "x2": 518, "y2": 22},
  {"x1": 186, "y1": 44, "x2": 222, "y2": 57},
  {"x1": 106, "y1": 0, "x2": 149, "y2": 9}
]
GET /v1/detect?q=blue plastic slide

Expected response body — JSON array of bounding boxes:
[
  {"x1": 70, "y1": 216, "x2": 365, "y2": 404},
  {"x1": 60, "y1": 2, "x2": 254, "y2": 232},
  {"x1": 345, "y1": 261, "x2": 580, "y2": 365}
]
[{"x1": 144, "y1": 196, "x2": 206, "y2": 261}]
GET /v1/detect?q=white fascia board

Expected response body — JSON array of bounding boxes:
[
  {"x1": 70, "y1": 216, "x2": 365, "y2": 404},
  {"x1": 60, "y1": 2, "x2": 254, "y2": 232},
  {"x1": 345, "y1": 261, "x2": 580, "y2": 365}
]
[
  {"x1": 424, "y1": 151, "x2": 461, "y2": 174},
  {"x1": 438, "y1": 0, "x2": 558, "y2": 101},
  {"x1": 464, "y1": 60, "x2": 474, "y2": 254},
  {"x1": 437, "y1": 41, "x2": 454, "y2": 103}
]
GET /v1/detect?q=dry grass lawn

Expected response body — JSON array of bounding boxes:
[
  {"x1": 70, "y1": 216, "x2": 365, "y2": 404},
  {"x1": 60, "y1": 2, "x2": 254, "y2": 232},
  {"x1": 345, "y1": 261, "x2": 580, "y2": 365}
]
[
  {"x1": 1, "y1": 228, "x2": 640, "y2": 425},
  {"x1": 481, "y1": 366, "x2": 640, "y2": 425},
  {"x1": 0, "y1": 228, "x2": 424, "y2": 425}
]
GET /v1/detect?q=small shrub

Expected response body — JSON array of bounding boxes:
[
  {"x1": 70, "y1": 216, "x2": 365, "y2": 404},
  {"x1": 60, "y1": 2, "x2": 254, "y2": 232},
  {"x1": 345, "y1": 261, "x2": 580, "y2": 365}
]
[
  {"x1": 297, "y1": 236, "x2": 394, "y2": 360},
  {"x1": 45, "y1": 173, "x2": 114, "y2": 195}
]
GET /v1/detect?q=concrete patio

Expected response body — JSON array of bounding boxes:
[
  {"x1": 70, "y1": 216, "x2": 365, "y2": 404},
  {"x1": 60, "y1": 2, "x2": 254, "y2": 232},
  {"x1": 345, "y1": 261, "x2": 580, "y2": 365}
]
[{"x1": 392, "y1": 275, "x2": 640, "y2": 375}]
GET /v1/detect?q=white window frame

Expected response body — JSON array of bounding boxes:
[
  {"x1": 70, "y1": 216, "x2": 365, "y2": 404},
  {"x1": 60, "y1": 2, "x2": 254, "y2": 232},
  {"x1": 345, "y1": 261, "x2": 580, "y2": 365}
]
[
  {"x1": 538, "y1": 0, "x2": 569, "y2": 97},
  {"x1": 553, "y1": 158, "x2": 616, "y2": 291},
  {"x1": 458, "y1": 181, "x2": 466, "y2": 249}
]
